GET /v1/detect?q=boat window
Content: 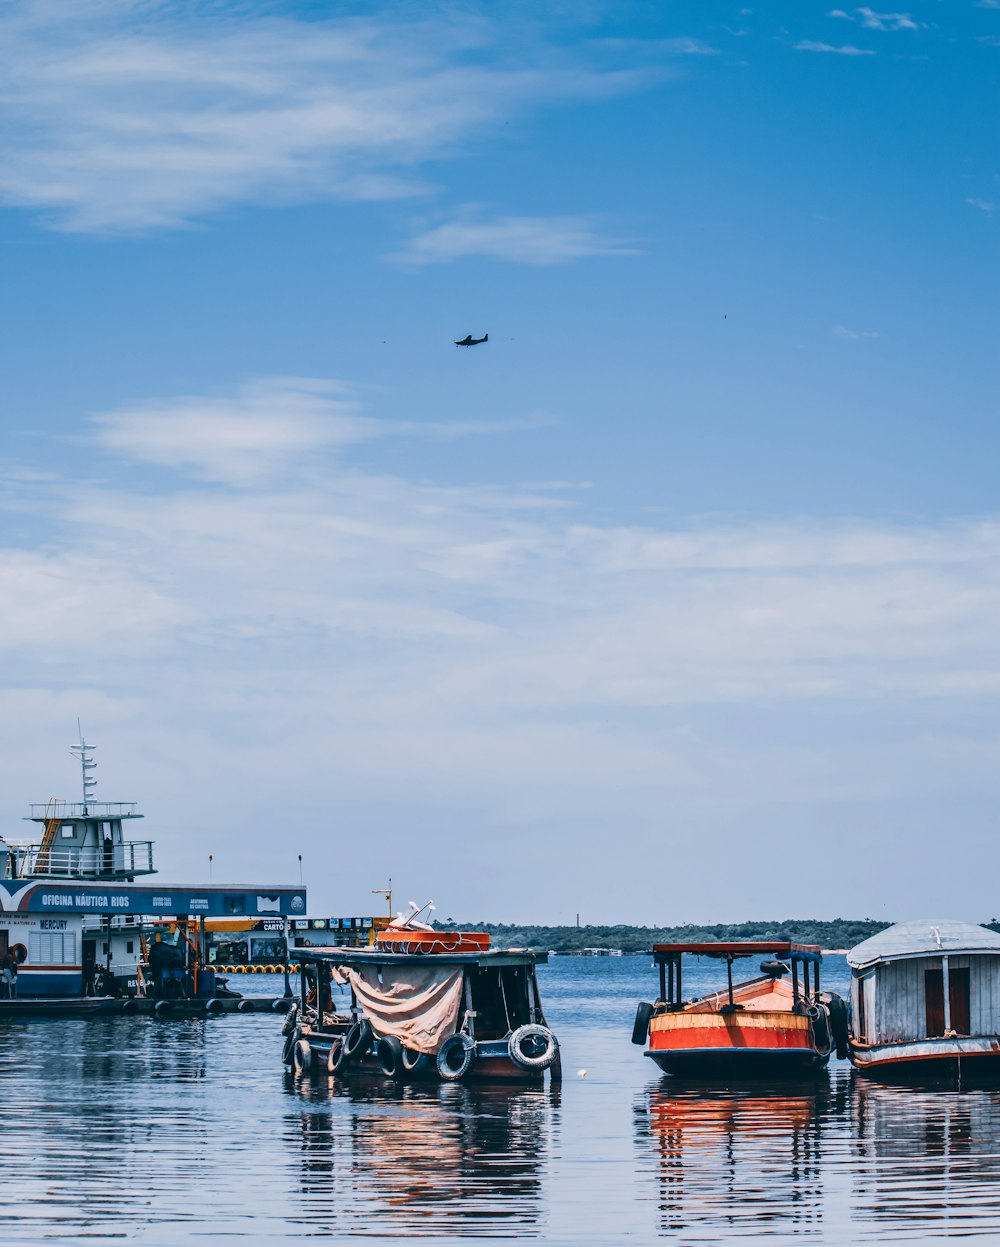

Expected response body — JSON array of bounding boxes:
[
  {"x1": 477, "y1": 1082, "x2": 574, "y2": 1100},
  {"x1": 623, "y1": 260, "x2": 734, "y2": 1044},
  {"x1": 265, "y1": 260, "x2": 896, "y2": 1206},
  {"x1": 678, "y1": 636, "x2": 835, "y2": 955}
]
[{"x1": 60, "y1": 824, "x2": 75, "y2": 838}]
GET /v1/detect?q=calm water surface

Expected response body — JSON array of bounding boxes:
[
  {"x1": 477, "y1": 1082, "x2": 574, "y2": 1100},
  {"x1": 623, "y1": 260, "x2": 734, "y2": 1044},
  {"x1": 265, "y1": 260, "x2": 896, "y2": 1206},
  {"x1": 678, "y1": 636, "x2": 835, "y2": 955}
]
[{"x1": 2, "y1": 956, "x2": 1000, "y2": 1244}]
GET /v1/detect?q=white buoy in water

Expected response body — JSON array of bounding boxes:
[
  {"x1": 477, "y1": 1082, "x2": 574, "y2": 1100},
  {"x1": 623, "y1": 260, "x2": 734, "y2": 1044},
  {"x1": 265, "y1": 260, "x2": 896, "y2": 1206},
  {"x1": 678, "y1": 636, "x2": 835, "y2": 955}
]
[{"x1": 577, "y1": 1068, "x2": 588, "y2": 1078}]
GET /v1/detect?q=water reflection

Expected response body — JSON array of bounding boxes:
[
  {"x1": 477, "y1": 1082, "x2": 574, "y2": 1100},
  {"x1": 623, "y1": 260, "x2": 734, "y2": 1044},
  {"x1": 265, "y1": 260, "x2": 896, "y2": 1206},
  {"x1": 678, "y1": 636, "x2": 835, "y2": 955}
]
[
  {"x1": 636, "y1": 1077, "x2": 847, "y2": 1238},
  {"x1": 852, "y1": 1078, "x2": 1000, "y2": 1240},
  {"x1": 288, "y1": 1075, "x2": 560, "y2": 1237}
]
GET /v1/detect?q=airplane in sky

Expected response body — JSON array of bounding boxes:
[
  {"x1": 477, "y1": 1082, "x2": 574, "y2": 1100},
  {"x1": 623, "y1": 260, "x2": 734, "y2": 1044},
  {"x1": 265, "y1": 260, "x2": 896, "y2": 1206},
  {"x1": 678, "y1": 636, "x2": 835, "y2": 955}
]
[{"x1": 454, "y1": 333, "x2": 488, "y2": 347}]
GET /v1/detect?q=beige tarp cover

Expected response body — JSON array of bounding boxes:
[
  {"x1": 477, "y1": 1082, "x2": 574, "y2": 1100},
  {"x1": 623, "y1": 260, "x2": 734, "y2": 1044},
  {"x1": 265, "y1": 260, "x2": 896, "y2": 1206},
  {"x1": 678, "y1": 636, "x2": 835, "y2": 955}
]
[{"x1": 338, "y1": 964, "x2": 465, "y2": 1055}]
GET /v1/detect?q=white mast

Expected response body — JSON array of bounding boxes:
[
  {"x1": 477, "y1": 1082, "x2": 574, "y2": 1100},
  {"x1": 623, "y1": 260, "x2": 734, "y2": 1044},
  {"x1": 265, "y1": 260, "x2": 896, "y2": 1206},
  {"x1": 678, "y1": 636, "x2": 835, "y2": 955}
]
[{"x1": 70, "y1": 720, "x2": 97, "y2": 813}]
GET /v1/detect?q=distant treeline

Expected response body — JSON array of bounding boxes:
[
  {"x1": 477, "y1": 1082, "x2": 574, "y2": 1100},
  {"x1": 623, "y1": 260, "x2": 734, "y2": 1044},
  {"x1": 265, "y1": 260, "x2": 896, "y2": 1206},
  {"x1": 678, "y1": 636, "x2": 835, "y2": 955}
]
[{"x1": 439, "y1": 919, "x2": 895, "y2": 954}]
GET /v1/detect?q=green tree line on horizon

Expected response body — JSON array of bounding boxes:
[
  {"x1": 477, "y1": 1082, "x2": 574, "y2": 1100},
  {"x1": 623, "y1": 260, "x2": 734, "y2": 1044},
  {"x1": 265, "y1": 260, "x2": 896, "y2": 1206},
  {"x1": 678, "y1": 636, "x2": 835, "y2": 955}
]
[{"x1": 440, "y1": 918, "x2": 895, "y2": 954}]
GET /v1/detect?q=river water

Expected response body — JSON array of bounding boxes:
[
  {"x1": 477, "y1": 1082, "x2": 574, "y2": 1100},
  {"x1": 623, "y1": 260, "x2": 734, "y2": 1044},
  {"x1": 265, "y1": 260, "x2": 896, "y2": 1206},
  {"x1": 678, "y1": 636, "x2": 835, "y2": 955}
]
[{"x1": 2, "y1": 955, "x2": 1000, "y2": 1244}]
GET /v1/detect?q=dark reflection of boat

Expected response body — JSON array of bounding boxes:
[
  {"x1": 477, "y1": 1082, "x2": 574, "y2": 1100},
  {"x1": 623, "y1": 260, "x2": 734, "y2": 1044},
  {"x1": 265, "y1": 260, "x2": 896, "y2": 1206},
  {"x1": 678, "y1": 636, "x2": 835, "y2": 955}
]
[
  {"x1": 286, "y1": 1077, "x2": 559, "y2": 1237},
  {"x1": 636, "y1": 1077, "x2": 846, "y2": 1237},
  {"x1": 852, "y1": 1078, "x2": 1000, "y2": 1238}
]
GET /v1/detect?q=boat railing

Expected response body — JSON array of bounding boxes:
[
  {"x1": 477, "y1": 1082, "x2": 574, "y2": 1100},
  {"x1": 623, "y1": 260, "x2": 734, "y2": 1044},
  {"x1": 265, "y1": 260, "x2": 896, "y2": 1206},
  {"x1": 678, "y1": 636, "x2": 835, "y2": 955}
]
[
  {"x1": 14, "y1": 840, "x2": 155, "y2": 879},
  {"x1": 26, "y1": 801, "x2": 140, "y2": 819}
]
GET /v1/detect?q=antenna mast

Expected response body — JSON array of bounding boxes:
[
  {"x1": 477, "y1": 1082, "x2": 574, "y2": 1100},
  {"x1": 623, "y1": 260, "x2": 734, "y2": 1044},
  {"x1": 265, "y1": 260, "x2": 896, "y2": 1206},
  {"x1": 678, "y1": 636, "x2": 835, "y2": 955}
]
[{"x1": 70, "y1": 720, "x2": 97, "y2": 813}]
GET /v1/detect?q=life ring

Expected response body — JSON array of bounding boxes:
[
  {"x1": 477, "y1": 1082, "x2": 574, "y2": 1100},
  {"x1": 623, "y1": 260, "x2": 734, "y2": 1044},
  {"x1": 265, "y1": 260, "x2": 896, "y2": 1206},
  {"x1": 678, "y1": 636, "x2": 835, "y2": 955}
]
[
  {"x1": 401, "y1": 1046, "x2": 431, "y2": 1075},
  {"x1": 11, "y1": 944, "x2": 27, "y2": 965},
  {"x1": 281, "y1": 1003, "x2": 300, "y2": 1037},
  {"x1": 376, "y1": 1035, "x2": 407, "y2": 1080},
  {"x1": 508, "y1": 1024, "x2": 559, "y2": 1070},
  {"x1": 292, "y1": 1038, "x2": 315, "y2": 1078},
  {"x1": 437, "y1": 1033, "x2": 475, "y2": 1081},
  {"x1": 632, "y1": 1002, "x2": 654, "y2": 1046}
]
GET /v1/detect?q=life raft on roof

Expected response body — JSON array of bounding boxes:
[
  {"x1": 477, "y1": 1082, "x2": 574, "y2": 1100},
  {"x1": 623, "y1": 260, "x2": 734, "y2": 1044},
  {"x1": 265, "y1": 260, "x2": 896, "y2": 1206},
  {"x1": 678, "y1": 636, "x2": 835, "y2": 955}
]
[{"x1": 375, "y1": 928, "x2": 490, "y2": 955}]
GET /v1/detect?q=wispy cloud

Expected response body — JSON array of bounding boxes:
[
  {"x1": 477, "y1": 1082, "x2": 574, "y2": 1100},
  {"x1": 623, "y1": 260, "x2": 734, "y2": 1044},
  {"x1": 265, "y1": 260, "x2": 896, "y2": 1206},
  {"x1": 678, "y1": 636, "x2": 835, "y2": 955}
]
[
  {"x1": 967, "y1": 197, "x2": 996, "y2": 215},
  {"x1": 9, "y1": 377, "x2": 1000, "y2": 913},
  {"x1": 830, "y1": 7, "x2": 921, "y2": 30},
  {"x1": 390, "y1": 213, "x2": 640, "y2": 267},
  {"x1": 0, "y1": 2, "x2": 643, "y2": 233},
  {"x1": 795, "y1": 40, "x2": 876, "y2": 55},
  {"x1": 833, "y1": 324, "x2": 879, "y2": 339}
]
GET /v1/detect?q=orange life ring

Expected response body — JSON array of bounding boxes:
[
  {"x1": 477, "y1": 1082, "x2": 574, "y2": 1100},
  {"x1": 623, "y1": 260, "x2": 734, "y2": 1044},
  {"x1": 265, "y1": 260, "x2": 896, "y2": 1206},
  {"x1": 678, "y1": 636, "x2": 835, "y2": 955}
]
[{"x1": 11, "y1": 943, "x2": 27, "y2": 964}]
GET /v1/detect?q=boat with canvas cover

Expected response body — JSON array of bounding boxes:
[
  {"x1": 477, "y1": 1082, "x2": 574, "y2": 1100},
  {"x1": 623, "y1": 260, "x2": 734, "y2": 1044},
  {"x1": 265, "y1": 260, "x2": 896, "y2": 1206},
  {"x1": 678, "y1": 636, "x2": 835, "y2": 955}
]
[
  {"x1": 282, "y1": 904, "x2": 561, "y2": 1084},
  {"x1": 632, "y1": 941, "x2": 848, "y2": 1077}
]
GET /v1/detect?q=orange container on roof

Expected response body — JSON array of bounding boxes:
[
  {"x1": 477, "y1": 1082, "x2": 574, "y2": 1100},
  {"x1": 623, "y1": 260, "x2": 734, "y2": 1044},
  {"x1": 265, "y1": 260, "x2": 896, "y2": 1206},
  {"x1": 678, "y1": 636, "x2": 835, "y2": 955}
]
[{"x1": 375, "y1": 928, "x2": 490, "y2": 955}]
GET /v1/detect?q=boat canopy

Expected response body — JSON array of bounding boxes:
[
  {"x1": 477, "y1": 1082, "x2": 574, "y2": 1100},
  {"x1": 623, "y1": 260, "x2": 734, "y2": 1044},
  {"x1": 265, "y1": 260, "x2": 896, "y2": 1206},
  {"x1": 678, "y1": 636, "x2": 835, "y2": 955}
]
[
  {"x1": 847, "y1": 919, "x2": 1000, "y2": 970},
  {"x1": 296, "y1": 945, "x2": 546, "y2": 969},
  {"x1": 653, "y1": 942, "x2": 822, "y2": 963}
]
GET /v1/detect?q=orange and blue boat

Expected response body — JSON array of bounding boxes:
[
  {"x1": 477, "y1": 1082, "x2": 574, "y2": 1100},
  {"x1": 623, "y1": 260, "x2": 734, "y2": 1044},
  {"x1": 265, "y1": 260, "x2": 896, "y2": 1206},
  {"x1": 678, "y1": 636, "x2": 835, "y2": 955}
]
[{"x1": 632, "y1": 941, "x2": 848, "y2": 1077}]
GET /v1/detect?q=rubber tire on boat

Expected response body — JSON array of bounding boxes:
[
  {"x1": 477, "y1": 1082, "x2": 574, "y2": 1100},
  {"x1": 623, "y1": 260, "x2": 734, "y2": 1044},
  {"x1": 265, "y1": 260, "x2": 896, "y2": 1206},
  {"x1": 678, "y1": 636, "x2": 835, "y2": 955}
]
[
  {"x1": 121, "y1": 998, "x2": 136, "y2": 1013},
  {"x1": 827, "y1": 993, "x2": 850, "y2": 1060},
  {"x1": 237, "y1": 999, "x2": 255, "y2": 1013},
  {"x1": 154, "y1": 999, "x2": 173, "y2": 1019},
  {"x1": 807, "y1": 1003, "x2": 831, "y2": 1053},
  {"x1": 293, "y1": 1038, "x2": 315, "y2": 1078},
  {"x1": 376, "y1": 1035, "x2": 407, "y2": 1080},
  {"x1": 272, "y1": 997, "x2": 290, "y2": 1011},
  {"x1": 281, "y1": 1003, "x2": 300, "y2": 1037},
  {"x1": 281, "y1": 1031, "x2": 296, "y2": 1067},
  {"x1": 437, "y1": 1034, "x2": 476, "y2": 1082},
  {"x1": 508, "y1": 1024, "x2": 559, "y2": 1071},
  {"x1": 332, "y1": 1019, "x2": 373, "y2": 1073},
  {"x1": 632, "y1": 1002, "x2": 655, "y2": 1046},
  {"x1": 401, "y1": 1047, "x2": 431, "y2": 1075},
  {"x1": 326, "y1": 1039, "x2": 343, "y2": 1075},
  {"x1": 205, "y1": 997, "x2": 225, "y2": 1015}
]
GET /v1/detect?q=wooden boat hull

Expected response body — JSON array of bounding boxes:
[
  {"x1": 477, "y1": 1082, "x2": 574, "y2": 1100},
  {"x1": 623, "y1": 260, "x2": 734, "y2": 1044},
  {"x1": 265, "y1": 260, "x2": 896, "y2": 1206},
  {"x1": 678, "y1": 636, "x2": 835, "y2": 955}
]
[
  {"x1": 647, "y1": 1009, "x2": 830, "y2": 1078},
  {"x1": 851, "y1": 1036, "x2": 1000, "y2": 1079}
]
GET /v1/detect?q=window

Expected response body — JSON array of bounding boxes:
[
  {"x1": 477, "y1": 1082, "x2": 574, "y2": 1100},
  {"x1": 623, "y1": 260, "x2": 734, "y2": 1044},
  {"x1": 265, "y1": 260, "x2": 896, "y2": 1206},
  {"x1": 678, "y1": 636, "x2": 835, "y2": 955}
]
[
  {"x1": 60, "y1": 824, "x2": 75, "y2": 839},
  {"x1": 126, "y1": 940, "x2": 134, "y2": 955},
  {"x1": 28, "y1": 931, "x2": 78, "y2": 964}
]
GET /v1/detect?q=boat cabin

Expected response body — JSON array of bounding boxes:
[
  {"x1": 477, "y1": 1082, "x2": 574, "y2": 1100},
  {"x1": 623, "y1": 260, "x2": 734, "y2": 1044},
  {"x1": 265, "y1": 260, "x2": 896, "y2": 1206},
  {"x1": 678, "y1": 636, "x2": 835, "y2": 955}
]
[{"x1": 847, "y1": 919, "x2": 1000, "y2": 1076}]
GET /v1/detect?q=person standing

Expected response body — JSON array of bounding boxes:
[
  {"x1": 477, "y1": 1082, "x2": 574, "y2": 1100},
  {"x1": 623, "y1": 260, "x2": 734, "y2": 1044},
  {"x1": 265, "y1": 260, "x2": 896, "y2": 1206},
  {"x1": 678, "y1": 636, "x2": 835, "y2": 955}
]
[{"x1": 0, "y1": 947, "x2": 16, "y2": 999}]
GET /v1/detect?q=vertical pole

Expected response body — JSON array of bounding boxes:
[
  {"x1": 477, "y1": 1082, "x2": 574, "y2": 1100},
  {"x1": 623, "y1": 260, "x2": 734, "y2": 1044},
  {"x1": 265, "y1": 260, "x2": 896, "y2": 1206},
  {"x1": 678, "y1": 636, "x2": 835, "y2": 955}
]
[
  {"x1": 942, "y1": 955, "x2": 952, "y2": 1033},
  {"x1": 658, "y1": 959, "x2": 667, "y2": 1003},
  {"x1": 283, "y1": 916, "x2": 293, "y2": 998},
  {"x1": 791, "y1": 957, "x2": 799, "y2": 1006},
  {"x1": 815, "y1": 958, "x2": 821, "y2": 997},
  {"x1": 667, "y1": 957, "x2": 674, "y2": 1005},
  {"x1": 726, "y1": 956, "x2": 734, "y2": 1007},
  {"x1": 676, "y1": 955, "x2": 683, "y2": 1004}
]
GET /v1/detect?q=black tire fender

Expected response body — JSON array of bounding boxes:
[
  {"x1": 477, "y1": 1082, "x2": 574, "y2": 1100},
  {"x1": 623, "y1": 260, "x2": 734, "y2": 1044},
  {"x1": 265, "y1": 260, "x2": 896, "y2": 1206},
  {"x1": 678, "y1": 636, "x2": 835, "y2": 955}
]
[
  {"x1": 292, "y1": 1038, "x2": 314, "y2": 1078},
  {"x1": 281, "y1": 1003, "x2": 299, "y2": 1037},
  {"x1": 826, "y1": 993, "x2": 850, "y2": 1060},
  {"x1": 376, "y1": 1035, "x2": 407, "y2": 1079},
  {"x1": 154, "y1": 999, "x2": 173, "y2": 1019},
  {"x1": 632, "y1": 1002, "x2": 655, "y2": 1046},
  {"x1": 332, "y1": 1019, "x2": 372, "y2": 1072},
  {"x1": 402, "y1": 1047, "x2": 431, "y2": 1074},
  {"x1": 437, "y1": 1033, "x2": 475, "y2": 1081},
  {"x1": 281, "y1": 1031, "x2": 296, "y2": 1067},
  {"x1": 508, "y1": 1024, "x2": 559, "y2": 1070}
]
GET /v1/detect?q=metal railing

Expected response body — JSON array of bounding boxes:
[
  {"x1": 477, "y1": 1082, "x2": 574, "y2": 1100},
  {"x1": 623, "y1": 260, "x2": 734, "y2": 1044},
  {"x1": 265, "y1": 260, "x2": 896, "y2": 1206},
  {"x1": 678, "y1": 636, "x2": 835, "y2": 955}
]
[
  {"x1": 15, "y1": 840, "x2": 155, "y2": 878},
  {"x1": 26, "y1": 802, "x2": 140, "y2": 819}
]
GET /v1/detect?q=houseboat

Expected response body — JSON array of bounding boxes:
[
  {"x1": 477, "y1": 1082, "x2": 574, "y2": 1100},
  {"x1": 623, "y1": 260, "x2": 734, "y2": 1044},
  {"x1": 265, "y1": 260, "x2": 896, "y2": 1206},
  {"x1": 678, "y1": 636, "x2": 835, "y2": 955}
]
[
  {"x1": 0, "y1": 730, "x2": 305, "y2": 1017},
  {"x1": 632, "y1": 941, "x2": 848, "y2": 1077},
  {"x1": 282, "y1": 906, "x2": 561, "y2": 1084},
  {"x1": 847, "y1": 918, "x2": 1000, "y2": 1078}
]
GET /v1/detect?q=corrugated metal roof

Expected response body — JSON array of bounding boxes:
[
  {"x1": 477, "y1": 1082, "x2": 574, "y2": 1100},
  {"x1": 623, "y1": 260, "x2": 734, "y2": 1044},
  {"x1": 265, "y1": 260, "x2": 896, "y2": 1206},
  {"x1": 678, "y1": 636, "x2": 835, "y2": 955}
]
[{"x1": 848, "y1": 919, "x2": 1000, "y2": 969}]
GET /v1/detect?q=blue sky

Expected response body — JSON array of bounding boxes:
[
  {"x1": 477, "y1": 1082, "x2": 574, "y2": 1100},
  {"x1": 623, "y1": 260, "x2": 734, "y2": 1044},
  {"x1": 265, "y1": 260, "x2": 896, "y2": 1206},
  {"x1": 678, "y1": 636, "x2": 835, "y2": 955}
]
[{"x1": 0, "y1": 0, "x2": 998, "y2": 922}]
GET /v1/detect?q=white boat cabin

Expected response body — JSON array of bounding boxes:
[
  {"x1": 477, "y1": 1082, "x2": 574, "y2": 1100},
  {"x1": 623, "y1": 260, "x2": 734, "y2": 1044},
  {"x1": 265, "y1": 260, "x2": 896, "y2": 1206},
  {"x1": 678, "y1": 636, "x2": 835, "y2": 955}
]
[{"x1": 848, "y1": 919, "x2": 1000, "y2": 1046}]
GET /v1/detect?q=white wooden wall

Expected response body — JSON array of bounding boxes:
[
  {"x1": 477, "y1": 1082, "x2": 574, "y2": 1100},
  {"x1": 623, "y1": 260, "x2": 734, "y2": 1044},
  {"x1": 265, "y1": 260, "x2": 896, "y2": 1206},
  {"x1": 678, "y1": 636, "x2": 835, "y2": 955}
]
[{"x1": 872, "y1": 953, "x2": 1000, "y2": 1042}]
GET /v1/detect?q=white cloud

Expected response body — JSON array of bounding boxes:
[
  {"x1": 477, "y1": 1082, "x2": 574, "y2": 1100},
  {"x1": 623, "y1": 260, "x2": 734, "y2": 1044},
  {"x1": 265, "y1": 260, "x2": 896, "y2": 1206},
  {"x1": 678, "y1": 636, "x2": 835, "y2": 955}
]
[
  {"x1": 391, "y1": 213, "x2": 640, "y2": 266},
  {"x1": 795, "y1": 40, "x2": 876, "y2": 54},
  {"x1": 828, "y1": 7, "x2": 920, "y2": 29},
  {"x1": 967, "y1": 197, "x2": 996, "y2": 215},
  {"x1": 10, "y1": 378, "x2": 1000, "y2": 916},
  {"x1": 0, "y1": 2, "x2": 643, "y2": 232},
  {"x1": 833, "y1": 324, "x2": 879, "y2": 339}
]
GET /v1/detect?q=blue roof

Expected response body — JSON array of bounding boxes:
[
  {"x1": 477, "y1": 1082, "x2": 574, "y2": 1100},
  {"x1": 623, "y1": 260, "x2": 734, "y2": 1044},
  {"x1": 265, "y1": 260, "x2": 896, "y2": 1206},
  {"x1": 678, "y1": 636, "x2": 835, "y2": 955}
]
[{"x1": 848, "y1": 919, "x2": 1000, "y2": 969}]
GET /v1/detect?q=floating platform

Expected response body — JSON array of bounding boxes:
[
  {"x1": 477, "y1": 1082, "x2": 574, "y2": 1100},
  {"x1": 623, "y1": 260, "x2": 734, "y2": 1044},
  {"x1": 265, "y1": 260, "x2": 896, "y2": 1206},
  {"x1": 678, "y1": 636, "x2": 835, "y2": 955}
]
[{"x1": 0, "y1": 995, "x2": 294, "y2": 1020}]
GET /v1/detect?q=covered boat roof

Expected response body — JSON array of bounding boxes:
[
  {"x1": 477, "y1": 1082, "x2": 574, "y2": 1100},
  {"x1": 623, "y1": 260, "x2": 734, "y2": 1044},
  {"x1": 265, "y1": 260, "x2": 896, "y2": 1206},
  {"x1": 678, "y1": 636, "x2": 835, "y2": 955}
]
[
  {"x1": 847, "y1": 919, "x2": 1000, "y2": 969},
  {"x1": 295, "y1": 944, "x2": 546, "y2": 968},
  {"x1": 653, "y1": 941, "x2": 821, "y2": 963}
]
